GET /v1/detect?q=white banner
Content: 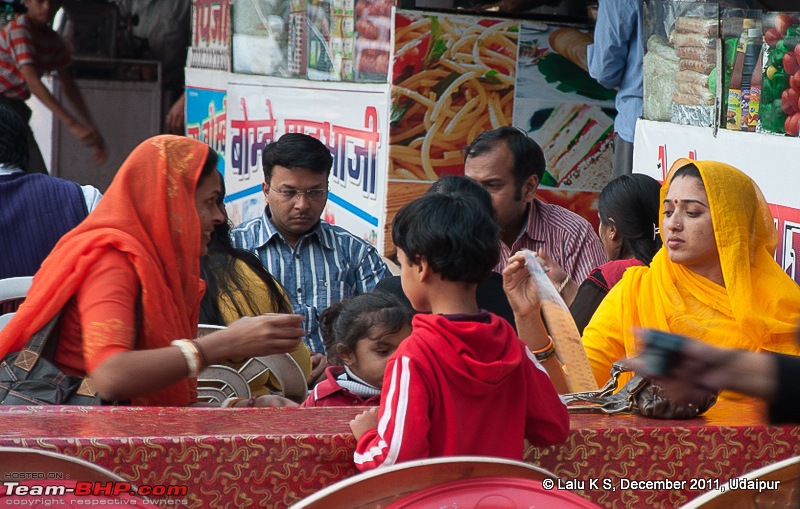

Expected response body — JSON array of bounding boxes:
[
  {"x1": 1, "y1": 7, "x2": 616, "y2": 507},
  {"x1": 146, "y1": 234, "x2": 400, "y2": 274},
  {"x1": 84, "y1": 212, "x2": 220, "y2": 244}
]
[
  {"x1": 634, "y1": 119, "x2": 800, "y2": 208},
  {"x1": 635, "y1": 119, "x2": 800, "y2": 284},
  {"x1": 224, "y1": 75, "x2": 390, "y2": 250}
]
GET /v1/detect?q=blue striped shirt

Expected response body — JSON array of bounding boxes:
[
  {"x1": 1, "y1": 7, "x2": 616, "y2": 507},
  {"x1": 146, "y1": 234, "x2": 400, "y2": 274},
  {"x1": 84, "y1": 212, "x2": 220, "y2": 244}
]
[{"x1": 230, "y1": 209, "x2": 390, "y2": 353}]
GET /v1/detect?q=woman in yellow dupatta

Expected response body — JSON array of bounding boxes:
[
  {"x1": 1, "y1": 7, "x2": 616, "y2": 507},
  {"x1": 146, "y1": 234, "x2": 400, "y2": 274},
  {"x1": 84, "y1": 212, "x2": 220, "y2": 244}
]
[
  {"x1": 581, "y1": 159, "x2": 800, "y2": 388},
  {"x1": 0, "y1": 135, "x2": 304, "y2": 406}
]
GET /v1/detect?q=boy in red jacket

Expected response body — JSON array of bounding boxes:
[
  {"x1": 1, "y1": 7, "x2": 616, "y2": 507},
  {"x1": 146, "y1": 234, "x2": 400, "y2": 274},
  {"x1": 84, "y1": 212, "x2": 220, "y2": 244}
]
[{"x1": 350, "y1": 190, "x2": 569, "y2": 471}]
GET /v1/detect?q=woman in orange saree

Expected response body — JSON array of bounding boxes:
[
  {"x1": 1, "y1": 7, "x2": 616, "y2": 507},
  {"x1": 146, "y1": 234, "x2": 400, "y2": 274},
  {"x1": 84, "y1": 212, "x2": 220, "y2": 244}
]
[{"x1": 0, "y1": 135, "x2": 304, "y2": 406}]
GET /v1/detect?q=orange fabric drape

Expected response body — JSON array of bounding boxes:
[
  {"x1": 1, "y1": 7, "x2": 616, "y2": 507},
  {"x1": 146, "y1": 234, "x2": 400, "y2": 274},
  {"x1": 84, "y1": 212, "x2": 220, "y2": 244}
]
[
  {"x1": 582, "y1": 159, "x2": 800, "y2": 388},
  {"x1": 0, "y1": 135, "x2": 210, "y2": 406}
]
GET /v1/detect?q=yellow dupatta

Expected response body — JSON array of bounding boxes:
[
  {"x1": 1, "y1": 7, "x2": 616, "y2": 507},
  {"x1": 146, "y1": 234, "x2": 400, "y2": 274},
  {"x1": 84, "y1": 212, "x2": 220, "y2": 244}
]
[{"x1": 582, "y1": 159, "x2": 800, "y2": 387}]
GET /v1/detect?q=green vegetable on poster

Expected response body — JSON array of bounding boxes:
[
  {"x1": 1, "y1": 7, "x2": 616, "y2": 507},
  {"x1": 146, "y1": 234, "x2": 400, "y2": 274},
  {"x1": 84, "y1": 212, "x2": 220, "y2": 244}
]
[{"x1": 536, "y1": 53, "x2": 616, "y2": 102}]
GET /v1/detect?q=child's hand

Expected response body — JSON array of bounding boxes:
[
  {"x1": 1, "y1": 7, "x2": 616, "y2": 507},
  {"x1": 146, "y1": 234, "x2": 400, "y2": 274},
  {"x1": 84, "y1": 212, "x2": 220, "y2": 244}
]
[
  {"x1": 349, "y1": 407, "x2": 379, "y2": 440},
  {"x1": 502, "y1": 252, "x2": 542, "y2": 318}
]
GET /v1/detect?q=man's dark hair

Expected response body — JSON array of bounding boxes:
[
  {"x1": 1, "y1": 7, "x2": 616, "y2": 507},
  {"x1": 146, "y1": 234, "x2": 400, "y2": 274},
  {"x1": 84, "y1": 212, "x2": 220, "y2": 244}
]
[
  {"x1": 0, "y1": 106, "x2": 29, "y2": 170},
  {"x1": 261, "y1": 133, "x2": 333, "y2": 182},
  {"x1": 463, "y1": 126, "x2": 546, "y2": 200},
  {"x1": 392, "y1": 192, "x2": 500, "y2": 284}
]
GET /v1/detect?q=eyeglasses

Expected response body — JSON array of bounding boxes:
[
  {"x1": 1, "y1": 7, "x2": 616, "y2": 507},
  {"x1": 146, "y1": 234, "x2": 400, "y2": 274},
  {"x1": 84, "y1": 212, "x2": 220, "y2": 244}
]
[{"x1": 268, "y1": 187, "x2": 329, "y2": 201}]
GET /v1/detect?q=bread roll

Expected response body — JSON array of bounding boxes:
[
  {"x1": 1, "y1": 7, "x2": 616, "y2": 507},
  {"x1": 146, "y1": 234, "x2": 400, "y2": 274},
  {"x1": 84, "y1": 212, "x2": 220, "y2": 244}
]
[
  {"x1": 679, "y1": 58, "x2": 715, "y2": 74},
  {"x1": 675, "y1": 69, "x2": 711, "y2": 86},
  {"x1": 675, "y1": 16, "x2": 718, "y2": 37},
  {"x1": 669, "y1": 30, "x2": 716, "y2": 49},
  {"x1": 677, "y1": 45, "x2": 715, "y2": 64},
  {"x1": 548, "y1": 27, "x2": 593, "y2": 73}
]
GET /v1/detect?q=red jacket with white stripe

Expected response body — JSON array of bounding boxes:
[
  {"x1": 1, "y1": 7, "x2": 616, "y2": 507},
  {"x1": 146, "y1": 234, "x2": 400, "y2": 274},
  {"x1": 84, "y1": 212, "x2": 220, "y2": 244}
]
[{"x1": 353, "y1": 313, "x2": 569, "y2": 471}]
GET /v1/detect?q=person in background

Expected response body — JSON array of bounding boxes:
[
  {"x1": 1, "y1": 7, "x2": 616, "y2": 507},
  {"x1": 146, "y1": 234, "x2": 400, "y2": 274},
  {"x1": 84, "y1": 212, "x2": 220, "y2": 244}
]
[
  {"x1": 199, "y1": 192, "x2": 313, "y2": 398},
  {"x1": 350, "y1": 191, "x2": 568, "y2": 471},
  {"x1": 230, "y1": 133, "x2": 390, "y2": 385},
  {"x1": 302, "y1": 292, "x2": 412, "y2": 407},
  {"x1": 630, "y1": 329, "x2": 800, "y2": 424},
  {"x1": 374, "y1": 175, "x2": 516, "y2": 330},
  {"x1": 0, "y1": 105, "x2": 101, "y2": 280},
  {"x1": 113, "y1": 0, "x2": 191, "y2": 134},
  {"x1": 580, "y1": 159, "x2": 800, "y2": 389},
  {"x1": 535, "y1": 173, "x2": 662, "y2": 334},
  {"x1": 464, "y1": 126, "x2": 606, "y2": 296},
  {"x1": 587, "y1": 0, "x2": 643, "y2": 178},
  {"x1": 0, "y1": 136, "x2": 304, "y2": 407},
  {"x1": 0, "y1": 0, "x2": 107, "y2": 173}
]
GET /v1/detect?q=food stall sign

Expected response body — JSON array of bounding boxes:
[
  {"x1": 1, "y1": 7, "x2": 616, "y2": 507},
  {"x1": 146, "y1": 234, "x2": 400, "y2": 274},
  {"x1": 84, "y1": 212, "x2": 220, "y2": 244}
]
[
  {"x1": 189, "y1": 0, "x2": 232, "y2": 71},
  {"x1": 224, "y1": 74, "x2": 389, "y2": 248}
]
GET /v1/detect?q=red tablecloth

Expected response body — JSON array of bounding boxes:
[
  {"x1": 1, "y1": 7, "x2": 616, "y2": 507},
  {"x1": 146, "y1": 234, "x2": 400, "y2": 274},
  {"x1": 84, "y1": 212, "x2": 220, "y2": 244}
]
[{"x1": 0, "y1": 399, "x2": 796, "y2": 508}]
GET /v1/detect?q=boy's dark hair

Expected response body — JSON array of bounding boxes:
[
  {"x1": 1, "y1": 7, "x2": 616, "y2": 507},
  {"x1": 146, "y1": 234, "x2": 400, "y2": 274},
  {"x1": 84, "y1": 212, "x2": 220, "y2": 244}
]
[
  {"x1": 392, "y1": 192, "x2": 500, "y2": 284},
  {"x1": 0, "y1": 106, "x2": 29, "y2": 170},
  {"x1": 463, "y1": 126, "x2": 545, "y2": 200},
  {"x1": 319, "y1": 292, "x2": 412, "y2": 365},
  {"x1": 428, "y1": 175, "x2": 494, "y2": 217},
  {"x1": 261, "y1": 133, "x2": 333, "y2": 183}
]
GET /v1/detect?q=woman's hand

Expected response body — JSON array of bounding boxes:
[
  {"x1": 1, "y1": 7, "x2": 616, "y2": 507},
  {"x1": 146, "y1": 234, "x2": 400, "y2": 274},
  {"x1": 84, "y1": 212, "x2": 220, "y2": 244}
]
[
  {"x1": 350, "y1": 407, "x2": 379, "y2": 440},
  {"x1": 199, "y1": 314, "x2": 304, "y2": 363},
  {"x1": 503, "y1": 252, "x2": 542, "y2": 318},
  {"x1": 308, "y1": 353, "x2": 328, "y2": 389},
  {"x1": 243, "y1": 395, "x2": 299, "y2": 407},
  {"x1": 534, "y1": 249, "x2": 569, "y2": 291}
]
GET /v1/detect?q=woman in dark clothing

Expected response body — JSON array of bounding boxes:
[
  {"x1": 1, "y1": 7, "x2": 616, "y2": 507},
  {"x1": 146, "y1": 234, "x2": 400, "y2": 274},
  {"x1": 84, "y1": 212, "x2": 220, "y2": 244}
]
[{"x1": 568, "y1": 173, "x2": 662, "y2": 334}]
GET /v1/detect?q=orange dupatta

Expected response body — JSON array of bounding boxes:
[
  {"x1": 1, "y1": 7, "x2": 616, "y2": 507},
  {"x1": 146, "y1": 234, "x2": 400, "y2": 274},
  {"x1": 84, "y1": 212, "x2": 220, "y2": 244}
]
[
  {"x1": 582, "y1": 159, "x2": 800, "y2": 387},
  {"x1": 0, "y1": 136, "x2": 210, "y2": 406}
]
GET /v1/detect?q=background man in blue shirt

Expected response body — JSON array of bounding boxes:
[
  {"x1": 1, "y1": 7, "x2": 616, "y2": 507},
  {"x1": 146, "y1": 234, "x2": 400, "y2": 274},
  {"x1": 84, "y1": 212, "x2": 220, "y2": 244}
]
[{"x1": 587, "y1": 0, "x2": 643, "y2": 178}]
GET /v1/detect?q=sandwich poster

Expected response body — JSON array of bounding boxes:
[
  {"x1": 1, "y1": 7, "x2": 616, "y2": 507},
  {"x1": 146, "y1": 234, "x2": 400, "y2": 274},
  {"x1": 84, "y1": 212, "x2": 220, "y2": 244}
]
[{"x1": 513, "y1": 22, "x2": 617, "y2": 194}]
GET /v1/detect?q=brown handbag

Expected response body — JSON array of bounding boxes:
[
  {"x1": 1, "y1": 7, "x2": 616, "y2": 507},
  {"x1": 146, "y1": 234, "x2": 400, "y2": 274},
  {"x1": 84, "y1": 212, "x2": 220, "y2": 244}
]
[{"x1": 564, "y1": 360, "x2": 717, "y2": 419}]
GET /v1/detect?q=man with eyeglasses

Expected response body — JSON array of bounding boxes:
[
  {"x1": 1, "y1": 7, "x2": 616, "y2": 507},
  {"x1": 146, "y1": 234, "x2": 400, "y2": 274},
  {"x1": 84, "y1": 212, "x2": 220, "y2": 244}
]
[{"x1": 230, "y1": 133, "x2": 389, "y2": 384}]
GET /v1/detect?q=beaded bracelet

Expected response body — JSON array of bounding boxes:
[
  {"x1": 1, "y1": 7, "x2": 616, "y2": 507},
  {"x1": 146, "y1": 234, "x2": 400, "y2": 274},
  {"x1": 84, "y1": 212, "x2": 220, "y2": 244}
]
[{"x1": 557, "y1": 274, "x2": 571, "y2": 294}]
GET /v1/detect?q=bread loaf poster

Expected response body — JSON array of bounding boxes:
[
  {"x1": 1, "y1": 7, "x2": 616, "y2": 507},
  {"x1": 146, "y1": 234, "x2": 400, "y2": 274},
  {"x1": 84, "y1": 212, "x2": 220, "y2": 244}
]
[{"x1": 514, "y1": 22, "x2": 617, "y2": 195}]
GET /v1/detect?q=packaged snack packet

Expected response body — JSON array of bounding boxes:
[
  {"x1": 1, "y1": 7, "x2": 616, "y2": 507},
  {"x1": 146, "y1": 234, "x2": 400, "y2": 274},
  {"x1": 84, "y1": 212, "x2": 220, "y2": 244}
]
[{"x1": 522, "y1": 250, "x2": 598, "y2": 392}]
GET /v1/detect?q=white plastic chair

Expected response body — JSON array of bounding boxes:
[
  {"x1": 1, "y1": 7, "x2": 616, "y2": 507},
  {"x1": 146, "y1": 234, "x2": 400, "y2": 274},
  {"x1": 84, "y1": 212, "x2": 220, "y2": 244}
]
[
  {"x1": 292, "y1": 456, "x2": 601, "y2": 509},
  {"x1": 680, "y1": 455, "x2": 800, "y2": 508},
  {"x1": 0, "y1": 447, "x2": 128, "y2": 482},
  {"x1": 0, "y1": 276, "x2": 33, "y2": 331}
]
